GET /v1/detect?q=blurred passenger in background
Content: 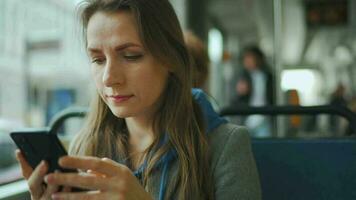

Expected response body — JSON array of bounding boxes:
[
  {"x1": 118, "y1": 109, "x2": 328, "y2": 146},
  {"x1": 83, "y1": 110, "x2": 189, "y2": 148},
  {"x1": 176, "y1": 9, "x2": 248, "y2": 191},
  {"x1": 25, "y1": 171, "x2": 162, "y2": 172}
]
[
  {"x1": 329, "y1": 83, "x2": 348, "y2": 134},
  {"x1": 348, "y1": 96, "x2": 356, "y2": 135},
  {"x1": 350, "y1": 96, "x2": 356, "y2": 114},
  {"x1": 184, "y1": 31, "x2": 209, "y2": 91},
  {"x1": 329, "y1": 83, "x2": 347, "y2": 108},
  {"x1": 231, "y1": 45, "x2": 274, "y2": 137},
  {"x1": 285, "y1": 89, "x2": 301, "y2": 137}
]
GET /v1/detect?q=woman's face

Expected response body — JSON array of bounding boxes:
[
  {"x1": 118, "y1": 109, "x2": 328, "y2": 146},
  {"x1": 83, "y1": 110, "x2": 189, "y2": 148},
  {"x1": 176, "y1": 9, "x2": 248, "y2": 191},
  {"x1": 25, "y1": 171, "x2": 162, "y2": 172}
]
[{"x1": 87, "y1": 11, "x2": 169, "y2": 119}]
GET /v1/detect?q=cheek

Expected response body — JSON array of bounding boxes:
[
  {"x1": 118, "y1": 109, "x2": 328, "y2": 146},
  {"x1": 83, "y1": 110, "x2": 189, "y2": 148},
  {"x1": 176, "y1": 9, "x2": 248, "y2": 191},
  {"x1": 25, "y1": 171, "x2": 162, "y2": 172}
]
[
  {"x1": 150, "y1": 75, "x2": 167, "y2": 103},
  {"x1": 134, "y1": 70, "x2": 167, "y2": 100},
  {"x1": 92, "y1": 68, "x2": 103, "y2": 88},
  {"x1": 92, "y1": 69, "x2": 107, "y2": 101}
]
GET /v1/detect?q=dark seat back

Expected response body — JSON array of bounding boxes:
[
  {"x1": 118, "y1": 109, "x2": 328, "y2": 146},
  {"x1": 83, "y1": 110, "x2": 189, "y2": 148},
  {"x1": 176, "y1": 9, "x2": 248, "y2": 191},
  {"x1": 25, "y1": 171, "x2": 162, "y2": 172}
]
[{"x1": 252, "y1": 138, "x2": 356, "y2": 200}]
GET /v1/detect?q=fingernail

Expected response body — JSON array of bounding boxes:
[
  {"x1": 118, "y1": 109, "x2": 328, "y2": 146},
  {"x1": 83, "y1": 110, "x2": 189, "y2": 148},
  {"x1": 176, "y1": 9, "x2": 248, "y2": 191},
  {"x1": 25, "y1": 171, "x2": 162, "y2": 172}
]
[
  {"x1": 44, "y1": 174, "x2": 54, "y2": 184},
  {"x1": 58, "y1": 157, "x2": 64, "y2": 166},
  {"x1": 44, "y1": 175, "x2": 49, "y2": 183},
  {"x1": 41, "y1": 161, "x2": 48, "y2": 171},
  {"x1": 14, "y1": 153, "x2": 19, "y2": 160},
  {"x1": 51, "y1": 194, "x2": 60, "y2": 200}
]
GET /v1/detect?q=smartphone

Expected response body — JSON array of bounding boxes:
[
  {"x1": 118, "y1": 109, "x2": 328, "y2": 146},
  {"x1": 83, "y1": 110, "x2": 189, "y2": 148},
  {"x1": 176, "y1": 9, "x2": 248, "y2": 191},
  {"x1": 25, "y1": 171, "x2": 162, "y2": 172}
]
[
  {"x1": 10, "y1": 128, "x2": 75, "y2": 174},
  {"x1": 11, "y1": 129, "x2": 88, "y2": 192}
]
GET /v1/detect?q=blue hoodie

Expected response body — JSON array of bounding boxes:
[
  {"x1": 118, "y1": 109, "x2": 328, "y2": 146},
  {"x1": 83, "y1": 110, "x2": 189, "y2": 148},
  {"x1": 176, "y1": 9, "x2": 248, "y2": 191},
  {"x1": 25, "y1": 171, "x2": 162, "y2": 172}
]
[{"x1": 133, "y1": 89, "x2": 227, "y2": 200}]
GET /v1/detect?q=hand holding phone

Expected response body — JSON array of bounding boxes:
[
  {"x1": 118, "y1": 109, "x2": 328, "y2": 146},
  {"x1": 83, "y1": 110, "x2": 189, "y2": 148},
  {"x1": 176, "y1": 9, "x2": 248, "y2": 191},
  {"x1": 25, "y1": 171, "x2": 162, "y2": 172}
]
[
  {"x1": 10, "y1": 129, "x2": 75, "y2": 174},
  {"x1": 11, "y1": 128, "x2": 85, "y2": 195}
]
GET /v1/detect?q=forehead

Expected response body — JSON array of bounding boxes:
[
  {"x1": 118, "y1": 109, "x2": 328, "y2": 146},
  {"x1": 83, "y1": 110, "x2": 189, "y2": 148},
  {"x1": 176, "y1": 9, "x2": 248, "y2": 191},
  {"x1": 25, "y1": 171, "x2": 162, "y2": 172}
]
[{"x1": 86, "y1": 11, "x2": 141, "y2": 48}]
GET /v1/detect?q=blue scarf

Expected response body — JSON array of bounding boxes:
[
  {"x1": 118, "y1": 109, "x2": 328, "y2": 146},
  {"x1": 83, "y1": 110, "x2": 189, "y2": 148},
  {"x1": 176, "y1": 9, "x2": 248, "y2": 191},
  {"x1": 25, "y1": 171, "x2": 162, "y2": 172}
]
[{"x1": 133, "y1": 89, "x2": 227, "y2": 200}]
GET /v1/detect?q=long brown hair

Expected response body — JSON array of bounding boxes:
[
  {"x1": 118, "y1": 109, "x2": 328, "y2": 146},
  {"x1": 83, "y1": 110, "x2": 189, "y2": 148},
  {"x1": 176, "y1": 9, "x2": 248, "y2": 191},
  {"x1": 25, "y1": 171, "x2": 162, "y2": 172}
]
[{"x1": 69, "y1": 0, "x2": 214, "y2": 199}]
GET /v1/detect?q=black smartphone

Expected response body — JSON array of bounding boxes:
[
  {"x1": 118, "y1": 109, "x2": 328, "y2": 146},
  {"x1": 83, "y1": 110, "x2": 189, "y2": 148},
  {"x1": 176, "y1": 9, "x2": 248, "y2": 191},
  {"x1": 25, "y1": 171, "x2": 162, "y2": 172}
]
[
  {"x1": 11, "y1": 128, "x2": 87, "y2": 192},
  {"x1": 10, "y1": 128, "x2": 75, "y2": 174}
]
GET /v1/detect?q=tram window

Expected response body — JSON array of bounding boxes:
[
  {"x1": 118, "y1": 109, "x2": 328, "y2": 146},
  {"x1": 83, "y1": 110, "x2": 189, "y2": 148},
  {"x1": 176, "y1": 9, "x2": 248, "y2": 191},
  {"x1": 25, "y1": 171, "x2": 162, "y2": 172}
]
[
  {"x1": 0, "y1": 1, "x2": 4, "y2": 54},
  {"x1": 0, "y1": 0, "x2": 89, "y2": 186},
  {"x1": 0, "y1": 125, "x2": 22, "y2": 185},
  {"x1": 281, "y1": 69, "x2": 322, "y2": 106}
]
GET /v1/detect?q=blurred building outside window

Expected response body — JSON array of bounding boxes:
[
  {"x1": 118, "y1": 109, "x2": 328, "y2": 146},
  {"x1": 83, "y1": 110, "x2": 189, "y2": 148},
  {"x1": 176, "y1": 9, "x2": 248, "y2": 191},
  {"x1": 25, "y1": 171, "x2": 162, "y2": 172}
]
[{"x1": 0, "y1": 0, "x2": 89, "y2": 185}]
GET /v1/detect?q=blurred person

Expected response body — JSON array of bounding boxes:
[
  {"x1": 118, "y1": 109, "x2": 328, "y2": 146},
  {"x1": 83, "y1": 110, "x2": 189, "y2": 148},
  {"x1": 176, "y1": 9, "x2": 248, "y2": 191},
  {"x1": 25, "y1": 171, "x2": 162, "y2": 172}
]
[
  {"x1": 346, "y1": 95, "x2": 356, "y2": 135},
  {"x1": 349, "y1": 96, "x2": 356, "y2": 114},
  {"x1": 329, "y1": 83, "x2": 347, "y2": 108},
  {"x1": 285, "y1": 89, "x2": 301, "y2": 137},
  {"x1": 15, "y1": 0, "x2": 261, "y2": 200},
  {"x1": 329, "y1": 83, "x2": 348, "y2": 134},
  {"x1": 184, "y1": 31, "x2": 222, "y2": 110},
  {"x1": 184, "y1": 31, "x2": 209, "y2": 91},
  {"x1": 231, "y1": 45, "x2": 274, "y2": 137}
]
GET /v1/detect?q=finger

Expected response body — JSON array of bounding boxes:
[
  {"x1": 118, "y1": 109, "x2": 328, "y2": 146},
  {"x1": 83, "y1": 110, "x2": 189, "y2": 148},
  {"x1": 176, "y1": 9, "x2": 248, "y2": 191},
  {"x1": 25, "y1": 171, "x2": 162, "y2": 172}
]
[
  {"x1": 59, "y1": 156, "x2": 127, "y2": 177},
  {"x1": 42, "y1": 170, "x2": 61, "y2": 198},
  {"x1": 51, "y1": 190, "x2": 108, "y2": 200},
  {"x1": 87, "y1": 169, "x2": 107, "y2": 178},
  {"x1": 62, "y1": 186, "x2": 72, "y2": 192},
  {"x1": 27, "y1": 161, "x2": 48, "y2": 198},
  {"x1": 42, "y1": 182, "x2": 59, "y2": 199},
  {"x1": 15, "y1": 149, "x2": 33, "y2": 179},
  {"x1": 45, "y1": 172, "x2": 113, "y2": 191}
]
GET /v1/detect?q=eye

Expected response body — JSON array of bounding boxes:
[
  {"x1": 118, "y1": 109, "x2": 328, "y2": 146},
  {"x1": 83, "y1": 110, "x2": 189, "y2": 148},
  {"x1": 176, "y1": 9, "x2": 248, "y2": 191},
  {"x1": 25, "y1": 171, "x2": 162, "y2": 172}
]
[
  {"x1": 91, "y1": 58, "x2": 106, "y2": 65},
  {"x1": 123, "y1": 54, "x2": 143, "y2": 61}
]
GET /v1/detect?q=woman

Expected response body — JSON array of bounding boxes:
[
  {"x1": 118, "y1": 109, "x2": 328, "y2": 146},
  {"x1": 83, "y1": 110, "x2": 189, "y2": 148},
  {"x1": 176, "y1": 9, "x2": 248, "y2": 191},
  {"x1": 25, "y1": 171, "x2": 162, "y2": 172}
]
[{"x1": 15, "y1": 0, "x2": 261, "y2": 199}]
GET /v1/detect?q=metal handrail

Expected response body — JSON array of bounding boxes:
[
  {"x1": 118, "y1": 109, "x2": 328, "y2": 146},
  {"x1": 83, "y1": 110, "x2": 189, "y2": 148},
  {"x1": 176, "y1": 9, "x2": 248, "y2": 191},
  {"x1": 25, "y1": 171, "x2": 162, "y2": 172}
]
[
  {"x1": 48, "y1": 107, "x2": 88, "y2": 134},
  {"x1": 48, "y1": 105, "x2": 356, "y2": 135},
  {"x1": 219, "y1": 105, "x2": 356, "y2": 134}
]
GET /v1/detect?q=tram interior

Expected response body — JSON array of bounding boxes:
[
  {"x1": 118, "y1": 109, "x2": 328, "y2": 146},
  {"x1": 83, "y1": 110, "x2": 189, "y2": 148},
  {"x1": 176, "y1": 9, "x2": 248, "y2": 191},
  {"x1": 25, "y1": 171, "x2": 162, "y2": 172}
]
[{"x1": 0, "y1": 0, "x2": 355, "y2": 199}]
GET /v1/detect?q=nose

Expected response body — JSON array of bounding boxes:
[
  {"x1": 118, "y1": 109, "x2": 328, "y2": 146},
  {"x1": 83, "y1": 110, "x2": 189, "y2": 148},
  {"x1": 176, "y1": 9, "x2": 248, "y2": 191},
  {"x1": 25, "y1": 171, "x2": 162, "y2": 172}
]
[{"x1": 102, "y1": 58, "x2": 125, "y2": 87}]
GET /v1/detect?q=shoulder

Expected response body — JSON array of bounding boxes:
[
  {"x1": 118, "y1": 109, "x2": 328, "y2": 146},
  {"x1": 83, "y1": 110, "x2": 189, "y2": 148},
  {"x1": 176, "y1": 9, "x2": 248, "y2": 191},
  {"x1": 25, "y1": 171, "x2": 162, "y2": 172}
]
[
  {"x1": 208, "y1": 123, "x2": 249, "y2": 139},
  {"x1": 208, "y1": 123, "x2": 251, "y2": 169},
  {"x1": 208, "y1": 123, "x2": 250, "y2": 159},
  {"x1": 208, "y1": 123, "x2": 262, "y2": 199}
]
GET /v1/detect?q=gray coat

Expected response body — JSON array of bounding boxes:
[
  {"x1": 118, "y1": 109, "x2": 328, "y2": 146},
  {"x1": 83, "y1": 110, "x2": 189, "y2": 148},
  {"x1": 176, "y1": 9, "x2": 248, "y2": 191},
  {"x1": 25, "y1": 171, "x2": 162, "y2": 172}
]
[{"x1": 146, "y1": 123, "x2": 262, "y2": 200}]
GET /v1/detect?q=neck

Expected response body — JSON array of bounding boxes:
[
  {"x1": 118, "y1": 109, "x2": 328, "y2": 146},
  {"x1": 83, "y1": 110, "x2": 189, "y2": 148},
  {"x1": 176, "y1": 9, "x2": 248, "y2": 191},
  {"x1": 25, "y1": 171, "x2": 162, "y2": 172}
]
[
  {"x1": 125, "y1": 116, "x2": 155, "y2": 153},
  {"x1": 125, "y1": 116, "x2": 155, "y2": 170}
]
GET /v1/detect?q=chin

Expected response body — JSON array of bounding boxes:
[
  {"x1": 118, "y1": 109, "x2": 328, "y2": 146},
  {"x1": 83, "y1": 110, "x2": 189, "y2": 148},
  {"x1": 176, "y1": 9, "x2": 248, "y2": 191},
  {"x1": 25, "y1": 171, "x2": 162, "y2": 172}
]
[{"x1": 109, "y1": 107, "x2": 134, "y2": 118}]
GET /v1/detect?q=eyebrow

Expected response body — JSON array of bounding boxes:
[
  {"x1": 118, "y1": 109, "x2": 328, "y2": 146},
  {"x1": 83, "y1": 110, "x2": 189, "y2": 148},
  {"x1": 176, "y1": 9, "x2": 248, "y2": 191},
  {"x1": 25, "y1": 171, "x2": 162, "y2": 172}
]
[{"x1": 87, "y1": 42, "x2": 142, "y2": 53}]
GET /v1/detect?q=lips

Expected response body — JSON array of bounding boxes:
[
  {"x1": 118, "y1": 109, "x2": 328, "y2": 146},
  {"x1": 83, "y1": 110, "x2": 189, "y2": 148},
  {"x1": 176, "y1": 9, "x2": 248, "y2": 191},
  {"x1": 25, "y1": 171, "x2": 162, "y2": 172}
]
[{"x1": 108, "y1": 95, "x2": 134, "y2": 103}]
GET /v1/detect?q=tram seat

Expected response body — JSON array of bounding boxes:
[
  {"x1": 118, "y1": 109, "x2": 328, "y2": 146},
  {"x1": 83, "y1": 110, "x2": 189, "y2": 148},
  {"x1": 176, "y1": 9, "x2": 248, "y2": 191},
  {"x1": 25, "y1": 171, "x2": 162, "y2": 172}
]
[
  {"x1": 251, "y1": 138, "x2": 356, "y2": 200},
  {"x1": 48, "y1": 106, "x2": 356, "y2": 199}
]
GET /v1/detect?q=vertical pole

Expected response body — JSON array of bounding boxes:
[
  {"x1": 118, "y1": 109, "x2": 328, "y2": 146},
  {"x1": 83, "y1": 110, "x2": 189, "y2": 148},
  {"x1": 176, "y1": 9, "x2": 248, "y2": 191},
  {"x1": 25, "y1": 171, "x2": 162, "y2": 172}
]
[
  {"x1": 187, "y1": 0, "x2": 208, "y2": 41},
  {"x1": 273, "y1": 0, "x2": 285, "y2": 137}
]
